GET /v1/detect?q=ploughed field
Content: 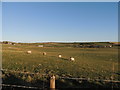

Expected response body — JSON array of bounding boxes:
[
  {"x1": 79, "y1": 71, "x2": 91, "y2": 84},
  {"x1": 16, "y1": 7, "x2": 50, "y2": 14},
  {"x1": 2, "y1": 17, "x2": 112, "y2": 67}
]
[{"x1": 2, "y1": 43, "x2": 120, "y2": 88}]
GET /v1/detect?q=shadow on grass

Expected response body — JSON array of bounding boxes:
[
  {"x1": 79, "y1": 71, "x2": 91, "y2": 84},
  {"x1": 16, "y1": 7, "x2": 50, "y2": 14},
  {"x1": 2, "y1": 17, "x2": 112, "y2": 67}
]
[
  {"x1": 50, "y1": 56, "x2": 69, "y2": 61},
  {"x1": 56, "y1": 79, "x2": 119, "y2": 88},
  {"x1": 2, "y1": 73, "x2": 49, "y2": 90},
  {"x1": 60, "y1": 58, "x2": 69, "y2": 61},
  {"x1": 2, "y1": 73, "x2": 120, "y2": 90}
]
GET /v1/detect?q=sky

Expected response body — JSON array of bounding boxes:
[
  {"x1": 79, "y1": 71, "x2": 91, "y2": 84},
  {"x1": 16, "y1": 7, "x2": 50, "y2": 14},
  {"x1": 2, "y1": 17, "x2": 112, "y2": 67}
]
[
  {"x1": 1, "y1": 0, "x2": 120, "y2": 2},
  {"x1": 0, "y1": 1, "x2": 1, "y2": 41},
  {"x1": 2, "y1": 2, "x2": 118, "y2": 43}
]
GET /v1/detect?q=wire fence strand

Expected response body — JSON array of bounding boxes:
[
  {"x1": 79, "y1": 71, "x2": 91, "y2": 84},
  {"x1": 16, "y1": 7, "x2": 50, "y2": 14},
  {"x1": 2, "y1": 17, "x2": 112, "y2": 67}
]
[
  {"x1": 59, "y1": 77, "x2": 120, "y2": 83},
  {"x1": 0, "y1": 84, "x2": 41, "y2": 89}
]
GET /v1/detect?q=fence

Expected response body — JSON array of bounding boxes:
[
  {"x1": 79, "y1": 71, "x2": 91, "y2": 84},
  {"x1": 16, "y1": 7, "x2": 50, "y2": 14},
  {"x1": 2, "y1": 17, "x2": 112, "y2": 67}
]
[
  {"x1": 0, "y1": 84, "x2": 40, "y2": 89},
  {"x1": 1, "y1": 69, "x2": 120, "y2": 89}
]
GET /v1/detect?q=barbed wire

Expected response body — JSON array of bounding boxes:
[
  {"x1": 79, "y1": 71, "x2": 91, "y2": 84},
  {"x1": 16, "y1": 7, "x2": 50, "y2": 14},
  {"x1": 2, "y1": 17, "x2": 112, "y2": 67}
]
[
  {"x1": 0, "y1": 69, "x2": 120, "y2": 89},
  {"x1": 0, "y1": 84, "x2": 41, "y2": 89},
  {"x1": 0, "y1": 78, "x2": 120, "y2": 89},
  {"x1": 59, "y1": 77, "x2": 120, "y2": 83}
]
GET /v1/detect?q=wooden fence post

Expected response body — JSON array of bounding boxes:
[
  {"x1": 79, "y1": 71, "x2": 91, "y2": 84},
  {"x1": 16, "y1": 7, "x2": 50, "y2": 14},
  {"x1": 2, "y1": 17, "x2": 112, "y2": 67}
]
[
  {"x1": 111, "y1": 62, "x2": 114, "y2": 89},
  {"x1": 50, "y1": 75, "x2": 55, "y2": 89}
]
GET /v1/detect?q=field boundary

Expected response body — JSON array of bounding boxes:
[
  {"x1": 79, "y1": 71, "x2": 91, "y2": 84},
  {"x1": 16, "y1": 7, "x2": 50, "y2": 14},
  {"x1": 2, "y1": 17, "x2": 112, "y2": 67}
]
[
  {"x1": 1, "y1": 69, "x2": 120, "y2": 89},
  {"x1": 1, "y1": 69, "x2": 120, "y2": 83}
]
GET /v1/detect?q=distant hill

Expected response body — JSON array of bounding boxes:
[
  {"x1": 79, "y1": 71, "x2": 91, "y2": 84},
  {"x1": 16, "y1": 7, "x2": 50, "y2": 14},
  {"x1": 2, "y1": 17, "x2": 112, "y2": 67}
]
[{"x1": 2, "y1": 41, "x2": 119, "y2": 48}]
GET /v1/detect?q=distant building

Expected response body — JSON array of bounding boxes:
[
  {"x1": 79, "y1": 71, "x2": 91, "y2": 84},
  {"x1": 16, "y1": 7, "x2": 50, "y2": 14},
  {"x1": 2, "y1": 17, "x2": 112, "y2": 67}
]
[
  {"x1": 38, "y1": 45, "x2": 43, "y2": 47},
  {"x1": 12, "y1": 43, "x2": 16, "y2": 45},
  {"x1": 2, "y1": 41, "x2": 16, "y2": 45},
  {"x1": 3, "y1": 41, "x2": 12, "y2": 44}
]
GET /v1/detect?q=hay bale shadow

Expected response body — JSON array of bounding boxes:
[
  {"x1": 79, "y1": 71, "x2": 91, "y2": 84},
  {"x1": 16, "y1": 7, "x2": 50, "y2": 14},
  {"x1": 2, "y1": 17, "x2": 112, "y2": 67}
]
[{"x1": 60, "y1": 58, "x2": 69, "y2": 61}]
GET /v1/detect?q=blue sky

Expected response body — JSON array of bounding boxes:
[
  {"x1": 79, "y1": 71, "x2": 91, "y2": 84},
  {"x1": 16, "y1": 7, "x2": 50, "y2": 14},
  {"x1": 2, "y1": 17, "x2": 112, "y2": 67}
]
[
  {"x1": 0, "y1": 2, "x2": 2, "y2": 41},
  {"x1": 2, "y1": 2, "x2": 118, "y2": 43}
]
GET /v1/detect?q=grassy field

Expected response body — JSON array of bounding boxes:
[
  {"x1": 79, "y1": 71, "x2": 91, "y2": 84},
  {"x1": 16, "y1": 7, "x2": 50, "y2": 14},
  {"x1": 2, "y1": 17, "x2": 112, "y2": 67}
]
[{"x1": 1, "y1": 43, "x2": 120, "y2": 88}]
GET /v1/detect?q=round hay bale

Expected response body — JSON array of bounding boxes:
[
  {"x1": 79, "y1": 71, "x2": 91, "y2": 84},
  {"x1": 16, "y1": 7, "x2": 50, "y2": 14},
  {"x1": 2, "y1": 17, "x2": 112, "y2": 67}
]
[
  {"x1": 58, "y1": 54, "x2": 62, "y2": 58},
  {"x1": 43, "y1": 52, "x2": 46, "y2": 55},
  {"x1": 70, "y1": 57, "x2": 75, "y2": 61},
  {"x1": 27, "y1": 51, "x2": 32, "y2": 54}
]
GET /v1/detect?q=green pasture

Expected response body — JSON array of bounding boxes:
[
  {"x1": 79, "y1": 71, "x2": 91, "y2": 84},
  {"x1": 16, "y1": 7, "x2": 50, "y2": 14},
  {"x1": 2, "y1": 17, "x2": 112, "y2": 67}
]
[{"x1": 1, "y1": 43, "x2": 120, "y2": 88}]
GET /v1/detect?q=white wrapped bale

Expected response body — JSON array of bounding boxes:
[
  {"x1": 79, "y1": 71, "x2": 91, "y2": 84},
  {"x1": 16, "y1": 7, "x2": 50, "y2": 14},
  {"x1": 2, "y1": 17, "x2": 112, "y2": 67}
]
[
  {"x1": 27, "y1": 51, "x2": 32, "y2": 54},
  {"x1": 109, "y1": 45, "x2": 112, "y2": 48},
  {"x1": 70, "y1": 57, "x2": 75, "y2": 61},
  {"x1": 58, "y1": 54, "x2": 62, "y2": 58}
]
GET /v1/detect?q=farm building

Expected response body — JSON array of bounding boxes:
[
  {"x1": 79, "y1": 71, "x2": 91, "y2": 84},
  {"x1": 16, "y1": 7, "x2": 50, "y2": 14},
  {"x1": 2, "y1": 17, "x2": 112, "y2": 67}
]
[
  {"x1": 2, "y1": 41, "x2": 16, "y2": 45},
  {"x1": 12, "y1": 43, "x2": 16, "y2": 45},
  {"x1": 7, "y1": 42, "x2": 12, "y2": 44},
  {"x1": 38, "y1": 45, "x2": 44, "y2": 47}
]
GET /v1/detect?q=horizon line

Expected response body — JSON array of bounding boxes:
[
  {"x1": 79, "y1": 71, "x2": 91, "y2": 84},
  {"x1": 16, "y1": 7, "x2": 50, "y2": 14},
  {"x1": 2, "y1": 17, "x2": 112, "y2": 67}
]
[{"x1": 1, "y1": 40, "x2": 118, "y2": 43}]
